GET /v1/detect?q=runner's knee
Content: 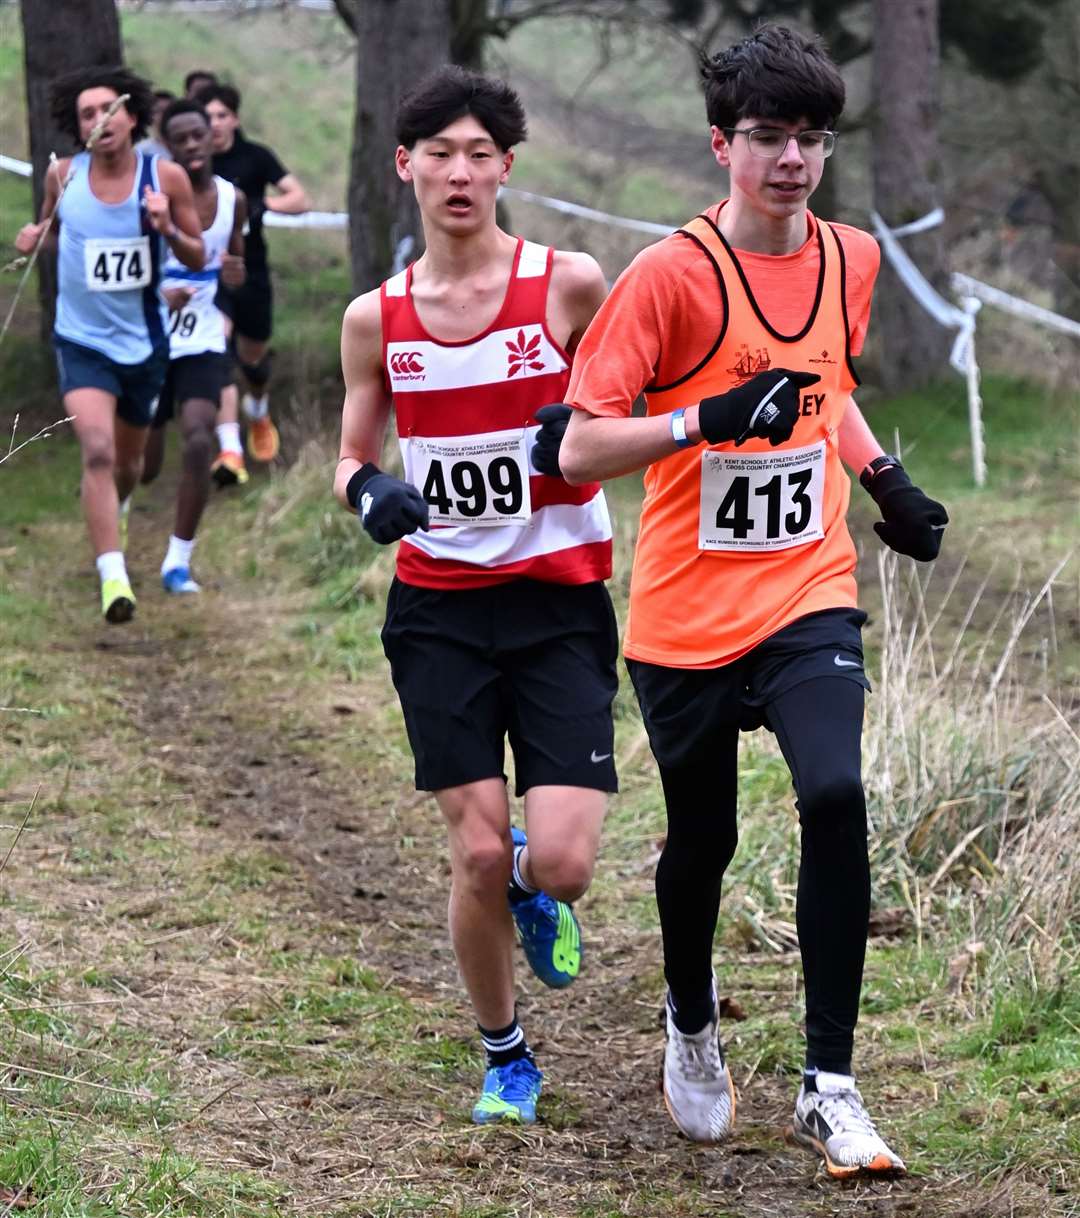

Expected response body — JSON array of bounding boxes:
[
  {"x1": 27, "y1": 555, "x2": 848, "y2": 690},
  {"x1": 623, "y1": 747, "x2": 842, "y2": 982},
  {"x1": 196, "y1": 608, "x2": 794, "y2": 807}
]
[
  {"x1": 525, "y1": 841, "x2": 593, "y2": 903},
  {"x1": 452, "y1": 827, "x2": 513, "y2": 895},
  {"x1": 797, "y1": 772, "x2": 866, "y2": 832},
  {"x1": 81, "y1": 432, "x2": 114, "y2": 473},
  {"x1": 239, "y1": 352, "x2": 271, "y2": 391}
]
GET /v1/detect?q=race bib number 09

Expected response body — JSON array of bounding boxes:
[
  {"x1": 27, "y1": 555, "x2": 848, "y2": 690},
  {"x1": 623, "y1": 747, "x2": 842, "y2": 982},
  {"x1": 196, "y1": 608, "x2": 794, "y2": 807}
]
[
  {"x1": 407, "y1": 429, "x2": 532, "y2": 527},
  {"x1": 699, "y1": 440, "x2": 826, "y2": 552},
  {"x1": 85, "y1": 236, "x2": 152, "y2": 293}
]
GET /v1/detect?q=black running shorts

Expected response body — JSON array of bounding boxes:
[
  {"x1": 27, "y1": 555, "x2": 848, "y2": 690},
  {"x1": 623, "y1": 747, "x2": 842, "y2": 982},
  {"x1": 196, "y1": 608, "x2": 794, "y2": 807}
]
[
  {"x1": 381, "y1": 578, "x2": 620, "y2": 795},
  {"x1": 216, "y1": 266, "x2": 272, "y2": 343},
  {"x1": 152, "y1": 352, "x2": 232, "y2": 429},
  {"x1": 628, "y1": 607, "x2": 870, "y2": 769}
]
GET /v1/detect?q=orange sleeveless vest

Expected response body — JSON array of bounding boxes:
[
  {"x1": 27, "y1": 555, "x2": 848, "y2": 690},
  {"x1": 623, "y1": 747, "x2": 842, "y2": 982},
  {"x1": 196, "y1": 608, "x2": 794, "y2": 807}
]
[{"x1": 626, "y1": 212, "x2": 860, "y2": 668}]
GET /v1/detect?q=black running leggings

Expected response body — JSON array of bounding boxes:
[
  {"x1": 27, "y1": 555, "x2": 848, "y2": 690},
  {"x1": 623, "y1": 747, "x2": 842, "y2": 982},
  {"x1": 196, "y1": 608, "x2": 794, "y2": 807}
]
[{"x1": 655, "y1": 677, "x2": 869, "y2": 1074}]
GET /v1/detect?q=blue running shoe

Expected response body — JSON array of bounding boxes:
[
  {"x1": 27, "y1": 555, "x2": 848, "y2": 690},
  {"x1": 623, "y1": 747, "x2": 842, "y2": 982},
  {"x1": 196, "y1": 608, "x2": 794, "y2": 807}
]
[
  {"x1": 509, "y1": 826, "x2": 582, "y2": 989},
  {"x1": 471, "y1": 1056, "x2": 543, "y2": 1125},
  {"x1": 162, "y1": 567, "x2": 201, "y2": 595}
]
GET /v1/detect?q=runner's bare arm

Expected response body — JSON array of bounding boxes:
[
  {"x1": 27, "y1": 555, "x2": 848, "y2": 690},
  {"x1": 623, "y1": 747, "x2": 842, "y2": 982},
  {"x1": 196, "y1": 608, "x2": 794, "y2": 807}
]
[
  {"x1": 220, "y1": 191, "x2": 247, "y2": 288},
  {"x1": 550, "y1": 251, "x2": 608, "y2": 355},
  {"x1": 334, "y1": 289, "x2": 393, "y2": 510},
  {"x1": 837, "y1": 395, "x2": 885, "y2": 474},
  {"x1": 155, "y1": 160, "x2": 205, "y2": 270},
  {"x1": 13, "y1": 159, "x2": 67, "y2": 254},
  {"x1": 561, "y1": 403, "x2": 708, "y2": 485},
  {"x1": 265, "y1": 172, "x2": 310, "y2": 215}
]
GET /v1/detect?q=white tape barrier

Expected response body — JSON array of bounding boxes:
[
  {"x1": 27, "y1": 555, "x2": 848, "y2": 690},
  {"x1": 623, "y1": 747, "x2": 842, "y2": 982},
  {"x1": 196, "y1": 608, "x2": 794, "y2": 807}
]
[
  {"x1": 951, "y1": 270, "x2": 1080, "y2": 340},
  {"x1": 871, "y1": 209, "x2": 987, "y2": 485},
  {"x1": 0, "y1": 154, "x2": 31, "y2": 177}
]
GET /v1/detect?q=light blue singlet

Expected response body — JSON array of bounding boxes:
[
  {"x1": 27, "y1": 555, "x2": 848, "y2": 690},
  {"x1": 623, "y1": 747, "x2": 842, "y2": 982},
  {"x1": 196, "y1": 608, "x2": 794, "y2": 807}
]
[{"x1": 55, "y1": 150, "x2": 168, "y2": 365}]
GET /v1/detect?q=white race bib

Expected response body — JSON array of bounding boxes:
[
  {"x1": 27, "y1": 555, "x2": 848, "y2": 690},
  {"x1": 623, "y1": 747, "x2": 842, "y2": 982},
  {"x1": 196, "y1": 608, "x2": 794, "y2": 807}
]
[
  {"x1": 699, "y1": 439, "x2": 826, "y2": 552},
  {"x1": 406, "y1": 429, "x2": 532, "y2": 527},
  {"x1": 84, "y1": 236, "x2": 152, "y2": 293},
  {"x1": 168, "y1": 298, "x2": 221, "y2": 354}
]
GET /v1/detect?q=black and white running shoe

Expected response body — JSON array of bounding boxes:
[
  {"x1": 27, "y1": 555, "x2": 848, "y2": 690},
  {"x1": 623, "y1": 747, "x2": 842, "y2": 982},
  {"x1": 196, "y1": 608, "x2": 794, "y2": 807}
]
[{"x1": 790, "y1": 1071, "x2": 906, "y2": 1178}]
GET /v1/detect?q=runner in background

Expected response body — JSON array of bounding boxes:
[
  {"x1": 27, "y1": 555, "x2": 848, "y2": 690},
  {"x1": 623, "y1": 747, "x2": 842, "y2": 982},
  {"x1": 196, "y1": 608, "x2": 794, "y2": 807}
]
[
  {"x1": 184, "y1": 70, "x2": 218, "y2": 100},
  {"x1": 135, "y1": 89, "x2": 174, "y2": 160},
  {"x1": 560, "y1": 24, "x2": 948, "y2": 1177},
  {"x1": 335, "y1": 66, "x2": 616, "y2": 1127},
  {"x1": 14, "y1": 65, "x2": 204, "y2": 623},
  {"x1": 141, "y1": 99, "x2": 247, "y2": 594},
  {"x1": 197, "y1": 82, "x2": 310, "y2": 478}
]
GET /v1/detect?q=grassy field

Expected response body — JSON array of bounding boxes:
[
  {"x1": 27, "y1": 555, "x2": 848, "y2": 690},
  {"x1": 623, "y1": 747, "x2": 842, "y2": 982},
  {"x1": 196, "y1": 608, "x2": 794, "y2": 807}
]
[{"x1": 2, "y1": 7, "x2": 1079, "y2": 1214}]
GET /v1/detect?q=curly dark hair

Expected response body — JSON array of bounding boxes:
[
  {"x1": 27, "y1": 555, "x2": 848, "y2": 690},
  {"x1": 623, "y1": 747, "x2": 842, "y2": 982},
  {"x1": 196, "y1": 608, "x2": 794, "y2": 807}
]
[
  {"x1": 49, "y1": 64, "x2": 155, "y2": 147},
  {"x1": 701, "y1": 24, "x2": 845, "y2": 131},
  {"x1": 396, "y1": 65, "x2": 527, "y2": 151}
]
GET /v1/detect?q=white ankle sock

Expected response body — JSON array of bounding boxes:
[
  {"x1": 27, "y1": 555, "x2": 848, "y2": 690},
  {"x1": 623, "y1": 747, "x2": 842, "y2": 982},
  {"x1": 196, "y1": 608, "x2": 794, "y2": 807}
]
[
  {"x1": 215, "y1": 422, "x2": 242, "y2": 454},
  {"x1": 243, "y1": 394, "x2": 269, "y2": 421},
  {"x1": 511, "y1": 844, "x2": 539, "y2": 896},
  {"x1": 96, "y1": 550, "x2": 127, "y2": 584},
  {"x1": 162, "y1": 534, "x2": 194, "y2": 574},
  {"x1": 119, "y1": 495, "x2": 132, "y2": 518}
]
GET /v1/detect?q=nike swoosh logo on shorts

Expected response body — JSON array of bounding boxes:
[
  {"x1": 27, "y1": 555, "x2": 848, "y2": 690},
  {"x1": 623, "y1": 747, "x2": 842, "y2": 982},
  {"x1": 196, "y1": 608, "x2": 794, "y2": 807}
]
[
  {"x1": 590, "y1": 750, "x2": 612, "y2": 763},
  {"x1": 833, "y1": 654, "x2": 861, "y2": 668}
]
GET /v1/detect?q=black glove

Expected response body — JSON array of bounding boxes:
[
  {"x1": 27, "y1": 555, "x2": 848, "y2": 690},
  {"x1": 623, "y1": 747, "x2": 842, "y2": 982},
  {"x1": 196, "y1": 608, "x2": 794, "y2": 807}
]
[
  {"x1": 698, "y1": 369, "x2": 821, "y2": 447},
  {"x1": 867, "y1": 464, "x2": 948, "y2": 561},
  {"x1": 532, "y1": 403, "x2": 572, "y2": 478},
  {"x1": 346, "y1": 463, "x2": 429, "y2": 545}
]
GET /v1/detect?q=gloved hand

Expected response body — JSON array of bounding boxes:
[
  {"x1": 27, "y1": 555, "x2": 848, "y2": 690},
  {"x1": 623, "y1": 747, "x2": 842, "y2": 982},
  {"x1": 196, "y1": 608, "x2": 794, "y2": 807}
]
[
  {"x1": 867, "y1": 464, "x2": 948, "y2": 561},
  {"x1": 532, "y1": 403, "x2": 572, "y2": 477},
  {"x1": 698, "y1": 369, "x2": 821, "y2": 447},
  {"x1": 349, "y1": 465, "x2": 429, "y2": 544}
]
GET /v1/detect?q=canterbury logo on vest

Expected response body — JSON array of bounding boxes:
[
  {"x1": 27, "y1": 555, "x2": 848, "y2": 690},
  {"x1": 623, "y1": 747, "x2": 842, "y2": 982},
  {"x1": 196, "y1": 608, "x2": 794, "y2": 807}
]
[{"x1": 390, "y1": 351, "x2": 425, "y2": 378}]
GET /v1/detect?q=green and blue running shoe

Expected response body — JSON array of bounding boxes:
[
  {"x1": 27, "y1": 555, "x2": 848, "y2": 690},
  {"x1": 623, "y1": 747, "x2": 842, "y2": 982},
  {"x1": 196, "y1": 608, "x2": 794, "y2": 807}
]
[
  {"x1": 472, "y1": 1056, "x2": 543, "y2": 1125},
  {"x1": 509, "y1": 826, "x2": 582, "y2": 989}
]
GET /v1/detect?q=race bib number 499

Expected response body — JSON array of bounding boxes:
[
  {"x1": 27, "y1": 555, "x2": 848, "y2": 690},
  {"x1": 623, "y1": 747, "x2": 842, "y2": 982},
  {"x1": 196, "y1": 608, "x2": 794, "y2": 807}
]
[
  {"x1": 84, "y1": 236, "x2": 152, "y2": 293},
  {"x1": 699, "y1": 440, "x2": 826, "y2": 552},
  {"x1": 406, "y1": 429, "x2": 532, "y2": 527}
]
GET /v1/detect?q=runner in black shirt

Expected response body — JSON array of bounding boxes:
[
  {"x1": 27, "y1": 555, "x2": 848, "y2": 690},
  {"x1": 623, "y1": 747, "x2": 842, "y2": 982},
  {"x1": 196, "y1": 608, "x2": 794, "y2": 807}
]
[{"x1": 198, "y1": 83, "x2": 310, "y2": 473}]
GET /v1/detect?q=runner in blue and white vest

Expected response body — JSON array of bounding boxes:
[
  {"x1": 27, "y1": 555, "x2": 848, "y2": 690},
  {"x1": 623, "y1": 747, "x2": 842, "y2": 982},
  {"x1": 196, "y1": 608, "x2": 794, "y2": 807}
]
[
  {"x1": 14, "y1": 65, "x2": 205, "y2": 624},
  {"x1": 141, "y1": 99, "x2": 248, "y2": 595}
]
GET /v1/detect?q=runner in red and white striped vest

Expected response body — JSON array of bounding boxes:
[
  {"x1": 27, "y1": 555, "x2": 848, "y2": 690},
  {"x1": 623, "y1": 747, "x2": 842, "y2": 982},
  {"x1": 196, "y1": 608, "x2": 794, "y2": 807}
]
[
  {"x1": 334, "y1": 66, "x2": 619, "y2": 1129},
  {"x1": 381, "y1": 236, "x2": 612, "y2": 589}
]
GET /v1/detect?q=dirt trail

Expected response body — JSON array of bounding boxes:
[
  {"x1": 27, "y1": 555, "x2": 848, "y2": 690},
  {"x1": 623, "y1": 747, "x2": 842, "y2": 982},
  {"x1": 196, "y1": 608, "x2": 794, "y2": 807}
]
[{"x1": 5, "y1": 459, "x2": 1052, "y2": 1218}]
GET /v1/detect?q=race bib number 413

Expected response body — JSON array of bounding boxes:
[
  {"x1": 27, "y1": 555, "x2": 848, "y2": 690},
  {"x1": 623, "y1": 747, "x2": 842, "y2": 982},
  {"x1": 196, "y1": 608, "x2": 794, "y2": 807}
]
[
  {"x1": 406, "y1": 429, "x2": 532, "y2": 527},
  {"x1": 84, "y1": 236, "x2": 152, "y2": 293},
  {"x1": 699, "y1": 440, "x2": 826, "y2": 552}
]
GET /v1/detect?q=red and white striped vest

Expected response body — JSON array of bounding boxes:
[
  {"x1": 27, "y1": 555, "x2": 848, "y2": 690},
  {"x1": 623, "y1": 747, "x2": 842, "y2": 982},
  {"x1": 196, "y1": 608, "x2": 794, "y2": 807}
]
[{"x1": 380, "y1": 238, "x2": 612, "y2": 589}]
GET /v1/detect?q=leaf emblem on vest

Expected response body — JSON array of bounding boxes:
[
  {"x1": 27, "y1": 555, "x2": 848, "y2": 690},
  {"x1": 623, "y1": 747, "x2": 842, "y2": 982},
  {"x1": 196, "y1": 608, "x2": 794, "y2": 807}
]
[{"x1": 506, "y1": 329, "x2": 544, "y2": 377}]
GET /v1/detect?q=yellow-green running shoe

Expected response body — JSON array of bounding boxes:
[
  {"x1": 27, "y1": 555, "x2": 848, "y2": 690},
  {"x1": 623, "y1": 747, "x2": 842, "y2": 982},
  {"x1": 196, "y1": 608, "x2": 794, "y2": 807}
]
[
  {"x1": 101, "y1": 577, "x2": 135, "y2": 623},
  {"x1": 471, "y1": 1057, "x2": 542, "y2": 1125},
  {"x1": 509, "y1": 826, "x2": 582, "y2": 988}
]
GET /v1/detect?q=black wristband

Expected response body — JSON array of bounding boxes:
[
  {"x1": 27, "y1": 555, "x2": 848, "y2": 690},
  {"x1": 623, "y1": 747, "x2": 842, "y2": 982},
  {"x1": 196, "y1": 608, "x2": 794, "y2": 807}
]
[
  {"x1": 345, "y1": 462, "x2": 381, "y2": 510},
  {"x1": 859, "y1": 454, "x2": 903, "y2": 492}
]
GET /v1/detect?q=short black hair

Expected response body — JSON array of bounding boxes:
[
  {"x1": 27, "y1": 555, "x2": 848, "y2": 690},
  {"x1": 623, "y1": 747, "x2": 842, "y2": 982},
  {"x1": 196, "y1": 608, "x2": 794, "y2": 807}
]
[
  {"x1": 195, "y1": 82, "x2": 240, "y2": 116},
  {"x1": 396, "y1": 65, "x2": 527, "y2": 151},
  {"x1": 701, "y1": 24, "x2": 845, "y2": 131},
  {"x1": 160, "y1": 98, "x2": 210, "y2": 140},
  {"x1": 50, "y1": 64, "x2": 155, "y2": 146},
  {"x1": 184, "y1": 70, "x2": 218, "y2": 93},
  {"x1": 153, "y1": 89, "x2": 175, "y2": 104}
]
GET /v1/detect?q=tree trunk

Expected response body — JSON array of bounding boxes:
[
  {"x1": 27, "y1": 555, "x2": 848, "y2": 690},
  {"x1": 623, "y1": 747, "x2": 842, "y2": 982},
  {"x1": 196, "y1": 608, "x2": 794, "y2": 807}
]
[
  {"x1": 871, "y1": 0, "x2": 950, "y2": 392},
  {"x1": 347, "y1": 0, "x2": 453, "y2": 293},
  {"x1": 19, "y1": 0, "x2": 123, "y2": 338}
]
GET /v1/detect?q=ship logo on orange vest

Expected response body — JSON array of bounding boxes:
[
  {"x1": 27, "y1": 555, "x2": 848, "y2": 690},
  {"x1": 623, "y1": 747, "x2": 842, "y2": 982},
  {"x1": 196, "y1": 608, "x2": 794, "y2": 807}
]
[{"x1": 728, "y1": 343, "x2": 771, "y2": 383}]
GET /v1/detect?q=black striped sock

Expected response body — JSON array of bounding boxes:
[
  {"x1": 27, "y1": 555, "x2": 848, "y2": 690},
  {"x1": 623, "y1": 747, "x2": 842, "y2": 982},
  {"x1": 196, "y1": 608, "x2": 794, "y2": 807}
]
[
  {"x1": 507, "y1": 843, "x2": 539, "y2": 905},
  {"x1": 479, "y1": 1017, "x2": 532, "y2": 1067}
]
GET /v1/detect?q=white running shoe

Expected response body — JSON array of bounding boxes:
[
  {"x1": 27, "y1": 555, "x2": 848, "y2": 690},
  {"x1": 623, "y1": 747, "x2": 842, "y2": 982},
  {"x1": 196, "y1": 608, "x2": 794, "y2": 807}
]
[
  {"x1": 662, "y1": 994, "x2": 736, "y2": 1143},
  {"x1": 790, "y1": 1071, "x2": 906, "y2": 1177}
]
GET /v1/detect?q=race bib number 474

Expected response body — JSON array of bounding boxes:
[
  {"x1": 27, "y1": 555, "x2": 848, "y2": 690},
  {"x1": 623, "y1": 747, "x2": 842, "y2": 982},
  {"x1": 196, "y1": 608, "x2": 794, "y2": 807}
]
[
  {"x1": 698, "y1": 440, "x2": 826, "y2": 552},
  {"x1": 406, "y1": 429, "x2": 532, "y2": 527},
  {"x1": 84, "y1": 236, "x2": 152, "y2": 293}
]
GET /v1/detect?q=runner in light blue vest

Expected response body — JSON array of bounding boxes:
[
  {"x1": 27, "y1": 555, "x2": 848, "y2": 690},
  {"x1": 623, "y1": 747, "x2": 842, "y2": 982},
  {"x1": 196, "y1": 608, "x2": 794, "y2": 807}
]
[{"x1": 14, "y1": 65, "x2": 204, "y2": 624}]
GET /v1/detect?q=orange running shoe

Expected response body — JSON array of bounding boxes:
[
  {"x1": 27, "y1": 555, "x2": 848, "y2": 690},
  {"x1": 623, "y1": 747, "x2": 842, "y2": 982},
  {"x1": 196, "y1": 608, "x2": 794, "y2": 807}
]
[
  {"x1": 211, "y1": 450, "x2": 249, "y2": 487},
  {"x1": 247, "y1": 416, "x2": 280, "y2": 463}
]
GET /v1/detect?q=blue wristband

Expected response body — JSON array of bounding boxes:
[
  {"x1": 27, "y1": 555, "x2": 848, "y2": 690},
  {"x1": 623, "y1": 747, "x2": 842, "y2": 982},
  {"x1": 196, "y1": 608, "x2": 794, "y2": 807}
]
[{"x1": 670, "y1": 408, "x2": 693, "y2": 449}]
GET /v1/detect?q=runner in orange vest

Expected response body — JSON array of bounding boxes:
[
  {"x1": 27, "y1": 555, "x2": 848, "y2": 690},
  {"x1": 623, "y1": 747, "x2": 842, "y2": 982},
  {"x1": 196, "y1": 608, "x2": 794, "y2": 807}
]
[{"x1": 560, "y1": 24, "x2": 947, "y2": 1177}]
